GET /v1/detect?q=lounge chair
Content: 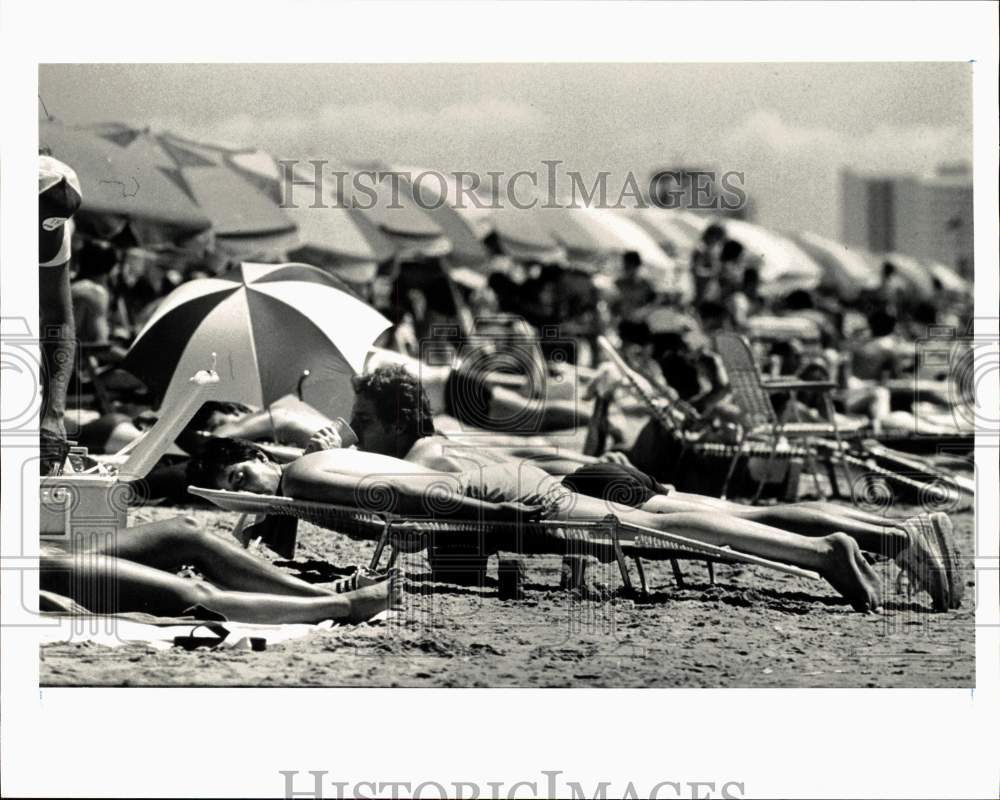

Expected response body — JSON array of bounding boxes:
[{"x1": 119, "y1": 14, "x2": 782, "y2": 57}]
[
  {"x1": 713, "y1": 333, "x2": 862, "y2": 503},
  {"x1": 188, "y1": 486, "x2": 820, "y2": 596}
]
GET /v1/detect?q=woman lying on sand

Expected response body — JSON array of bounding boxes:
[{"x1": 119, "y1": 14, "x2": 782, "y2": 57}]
[
  {"x1": 41, "y1": 516, "x2": 399, "y2": 624},
  {"x1": 188, "y1": 368, "x2": 964, "y2": 613}
]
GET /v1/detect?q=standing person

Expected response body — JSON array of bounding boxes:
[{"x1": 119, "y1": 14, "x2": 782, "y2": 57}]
[
  {"x1": 613, "y1": 251, "x2": 656, "y2": 322},
  {"x1": 38, "y1": 154, "x2": 83, "y2": 473},
  {"x1": 690, "y1": 223, "x2": 726, "y2": 305}
]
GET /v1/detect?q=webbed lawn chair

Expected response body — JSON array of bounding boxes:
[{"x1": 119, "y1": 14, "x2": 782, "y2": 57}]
[
  {"x1": 189, "y1": 486, "x2": 820, "y2": 596},
  {"x1": 713, "y1": 333, "x2": 859, "y2": 503}
]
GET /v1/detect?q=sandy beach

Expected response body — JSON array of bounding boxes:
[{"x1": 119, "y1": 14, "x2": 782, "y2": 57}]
[{"x1": 40, "y1": 500, "x2": 975, "y2": 688}]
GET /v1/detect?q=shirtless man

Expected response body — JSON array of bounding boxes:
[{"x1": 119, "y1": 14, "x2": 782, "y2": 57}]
[
  {"x1": 365, "y1": 318, "x2": 589, "y2": 433},
  {"x1": 190, "y1": 366, "x2": 963, "y2": 612}
]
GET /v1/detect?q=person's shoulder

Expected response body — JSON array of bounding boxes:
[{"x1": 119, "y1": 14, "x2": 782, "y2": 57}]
[{"x1": 72, "y1": 280, "x2": 109, "y2": 302}]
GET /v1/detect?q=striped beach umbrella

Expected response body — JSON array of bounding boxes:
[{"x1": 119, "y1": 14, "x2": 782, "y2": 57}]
[
  {"x1": 122, "y1": 262, "x2": 391, "y2": 420},
  {"x1": 153, "y1": 131, "x2": 298, "y2": 259},
  {"x1": 40, "y1": 119, "x2": 212, "y2": 240}
]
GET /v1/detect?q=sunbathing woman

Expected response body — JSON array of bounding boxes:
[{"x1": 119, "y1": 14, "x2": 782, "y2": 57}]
[
  {"x1": 189, "y1": 370, "x2": 962, "y2": 613},
  {"x1": 40, "y1": 515, "x2": 399, "y2": 624}
]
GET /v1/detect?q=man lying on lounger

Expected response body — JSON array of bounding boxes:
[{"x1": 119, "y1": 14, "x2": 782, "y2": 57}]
[
  {"x1": 40, "y1": 516, "x2": 400, "y2": 624},
  {"x1": 188, "y1": 366, "x2": 963, "y2": 613}
]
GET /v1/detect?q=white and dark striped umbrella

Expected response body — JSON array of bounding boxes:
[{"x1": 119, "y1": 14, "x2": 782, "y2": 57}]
[{"x1": 123, "y1": 262, "x2": 391, "y2": 420}]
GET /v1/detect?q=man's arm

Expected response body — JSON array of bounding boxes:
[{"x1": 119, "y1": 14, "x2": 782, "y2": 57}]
[
  {"x1": 39, "y1": 263, "x2": 76, "y2": 438},
  {"x1": 283, "y1": 462, "x2": 538, "y2": 521}
]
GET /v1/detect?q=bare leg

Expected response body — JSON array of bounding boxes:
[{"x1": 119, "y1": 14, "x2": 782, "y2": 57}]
[
  {"x1": 640, "y1": 494, "x2": 908, "y2": 556},
  {"x1": 490, "y1": 386, "x2": 589, "y2": 431},
  {"x1": 41, "y1": 553, "x2": 395, "y2": 624},
  {"x1": 86, "y1": 516, "x2": 334, "y2": 597},
  {"x1": 558, "y1": 493, "x2": 882, "y2": 611}
]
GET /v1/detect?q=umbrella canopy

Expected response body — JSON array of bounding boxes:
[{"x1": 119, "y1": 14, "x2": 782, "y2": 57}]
[
  {"x1": 707, "y1": 217, "x2": 824, "y2": 297},
  {"x1": 535, "y1": 206, "x2": 617, "y2": 263},
  {"x1": 153, "y1": 131, "x2": 297, "y2": 258},
  {"x1": 390, "y1": 165, "x2": 491, "y2": 267},
  {"x1": 924, "y1": 260, "x2": 971, "y2": 296},
  {"x1": 881, "y1": 252, "x2": 936, "y2": 300},
  {"x1": 487, "y1": 206, "x2": 567, "y2": 264},
  {"x1": 626, "y1": 208, "x2": 702, "y2": 259},
  {"x1": 122, "y1": 262, "x2": 391, "y2": 420},
  {"x1": 347, "y1": 162, "x2": 452, "y2": 259},
  {"x1": 577, "y1": 207, "x2": 689, "y2": 296},
  {"x1": 792, "y1": 231, "x2": 880, "y2": 301},
  {"x1": 40, "y1": 119, "x2": 212, "y2": 237},
  {"x1": 283, "y1": 163, "x2": 397, "y2": 280}
]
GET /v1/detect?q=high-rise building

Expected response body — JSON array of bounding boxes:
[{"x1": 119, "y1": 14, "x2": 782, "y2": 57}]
[{"x1": 840, "y1": 164, "x2": 973, "y2": 277}]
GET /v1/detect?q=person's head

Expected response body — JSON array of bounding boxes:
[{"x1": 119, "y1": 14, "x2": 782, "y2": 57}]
[
  {"x1": 783, "y1": 289, "x2": 815, "y2": 311},
  {"x1": 702, "y1": 223, "x2": 726, "y2": 247},
  {"x1": 75, "y1": 239, "x2": 118, "y2": 282},
  {"x1": 719, "y1": 239, "x2": 744, "y2": 264},
  {"x1": 696, "y1": 300, "x2": 728, "y2": 332},
  {"x1": 881, "y1": 261, "x2": 896, "y2": 281},
  {"x1": 186, "y1": 437, "x2": 281, "y2": 494},
  {"x1": 622, "y1": 250, "x2": 642, "y2": 274},
  {"x1": 177, "y1": 401, "x2": 254, "y2": 454},
  {"x1": 868, "y1": 308, "x2": 897, "y2": 338},
  {"x1": 618, "y1": 318, "x2": 652, "y2": 347},
  {"x1": 912, "y1": 300, "x2": 938, "y2": 327},
  {"x1": 650, "y1": 331, "x2": 688, "y2": 360},
  {"x1": 350, "y1": 365, "x2": 435, "y2": 457},
  {"x1": 657, "y1": 350, "x2": 702, "y2": 400}
]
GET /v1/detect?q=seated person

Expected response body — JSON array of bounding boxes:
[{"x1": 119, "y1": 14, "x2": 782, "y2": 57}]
[
  {"x1": 188, "y1": 366, "x2": 964, "y2": 613},
  {"x1": 851, "y1": 309, "x2": 903, "y2": 381},
  {"x1": 41, "y1": 515, "x2": 399, "y2": 624}
]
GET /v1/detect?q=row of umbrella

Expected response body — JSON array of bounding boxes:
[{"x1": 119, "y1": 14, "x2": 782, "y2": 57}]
[{"x1": 41, "y1": 119, "x2": 969, "y2": 303}]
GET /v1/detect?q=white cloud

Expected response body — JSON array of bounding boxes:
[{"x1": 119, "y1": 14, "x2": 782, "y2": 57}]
[{"x1": 713, "y1": 110, "x2": 971, "y2": 236}]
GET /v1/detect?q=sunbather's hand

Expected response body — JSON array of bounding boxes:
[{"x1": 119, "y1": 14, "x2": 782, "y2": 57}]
[
  {"x1": 598, "y1": 450, "x2": 633, "y2": 467},
  {"x1": 304, "y1": 425, "x2": 344, "y2": 454},
  {"x1": 582, "y1": 362, "x2": 623, "y2": 401}
]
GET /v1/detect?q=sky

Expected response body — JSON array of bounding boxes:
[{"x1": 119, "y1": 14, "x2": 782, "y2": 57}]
[{"x1": 39, "y1": 63, "x2": 973, "y2": 238}]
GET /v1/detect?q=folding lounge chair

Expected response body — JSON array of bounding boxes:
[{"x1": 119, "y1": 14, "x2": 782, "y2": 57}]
[
  {"x1": 712, "y1": 333, "x2": 860, "y2": 503},
  {"x1": 189, "y1": 486, "x2": 820, "y2": 596}
]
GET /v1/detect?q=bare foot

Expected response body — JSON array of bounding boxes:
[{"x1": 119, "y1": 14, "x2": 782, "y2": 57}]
[
  {"x1": 343, "y1": 572, "x2": 402, "y2": 624},
  {"x1": 820, "y1": 533, "x2": 883, "y2": 612}
]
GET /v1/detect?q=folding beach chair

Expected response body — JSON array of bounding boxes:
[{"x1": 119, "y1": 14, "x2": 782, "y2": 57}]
[
  {"x1": 713, "y1": 332, "x2": 856, "y2": 503},
  {"x1": 188, "y1": 486, "x2": 820, "y2": 596}
]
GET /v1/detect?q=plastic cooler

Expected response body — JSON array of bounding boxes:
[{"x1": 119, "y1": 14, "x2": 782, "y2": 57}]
[{"x1": 40, "y1": 367, "x2": 222, "y2": 545}]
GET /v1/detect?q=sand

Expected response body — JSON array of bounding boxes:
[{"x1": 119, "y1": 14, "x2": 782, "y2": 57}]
[{"x1": 39, "y1": 501, "x2": 975, "y2": 688}]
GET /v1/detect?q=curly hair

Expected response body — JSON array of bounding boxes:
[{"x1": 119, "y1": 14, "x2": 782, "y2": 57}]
[
  {"x1": 352, "y1": 364, "x2": 435, "y2": 442},
  {"x1": 186, "y1": 436, "x2": 270, "y2": 490}
]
